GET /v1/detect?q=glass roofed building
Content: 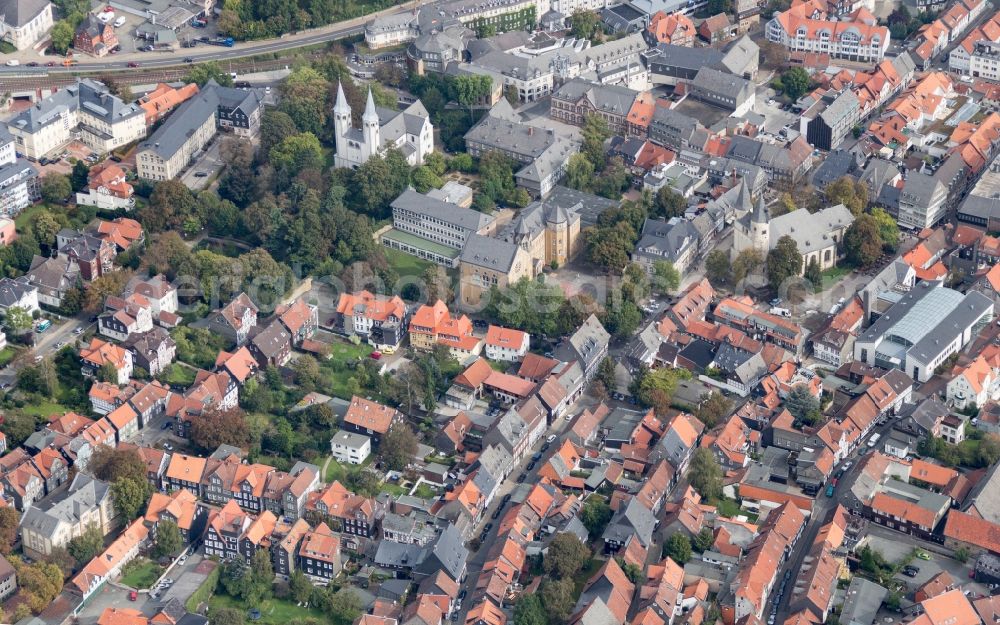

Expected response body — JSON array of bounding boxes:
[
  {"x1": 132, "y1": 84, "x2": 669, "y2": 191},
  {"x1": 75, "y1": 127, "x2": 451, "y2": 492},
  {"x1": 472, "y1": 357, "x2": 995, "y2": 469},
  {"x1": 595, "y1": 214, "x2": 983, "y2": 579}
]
[{"x1": 854, "y1": 280, "x2": 993, "y2": 382}]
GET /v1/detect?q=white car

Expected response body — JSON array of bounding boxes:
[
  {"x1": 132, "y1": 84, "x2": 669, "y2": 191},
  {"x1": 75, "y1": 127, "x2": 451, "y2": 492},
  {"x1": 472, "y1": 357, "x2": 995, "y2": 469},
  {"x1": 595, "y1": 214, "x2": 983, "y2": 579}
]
[
  {"x1": 5, "y1": 60, "x2": 19, "y2": 67},
  {"x1": 113, "y1": 16, "x2": 126, "y2": 27},
  {"x1": 546, "y1": 434, "x2": 556, "y2": 443}
]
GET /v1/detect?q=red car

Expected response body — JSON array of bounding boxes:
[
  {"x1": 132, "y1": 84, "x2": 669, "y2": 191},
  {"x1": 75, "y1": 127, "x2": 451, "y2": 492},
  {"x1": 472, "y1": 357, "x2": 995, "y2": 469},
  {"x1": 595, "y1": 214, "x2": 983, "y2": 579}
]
[
  {"x1": 127, "y1": 61, "x2": 140, "y2": 67},
  {"x1": 370, "y1": 351, "x2": 382, "y2": 360},
  {"x1": 128, "y1": 591, "x2": 137, "y2": 601}
]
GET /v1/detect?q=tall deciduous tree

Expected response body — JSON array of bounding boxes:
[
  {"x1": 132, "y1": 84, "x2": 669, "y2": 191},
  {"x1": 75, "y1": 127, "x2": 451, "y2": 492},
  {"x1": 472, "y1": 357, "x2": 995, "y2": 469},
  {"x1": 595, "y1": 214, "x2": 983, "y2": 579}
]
[
  {"x1": 688, "y1": 448, "x2": 723, "y2": 500},
  {"x1": 189, "y1": 407, "x2": 252, "y2": 452},
  {"x1": 112, "y1": 477, "x2": 151, "y2": 521},
  {"x1": 766, "y1": 235, "x2": 802, "y2": 289},
  {"x1": 844, "y1": 214, "x2": 883, "y2": 267},
  {"x1": 543, "y1": 532, "x2": 591, "y2": 579},
  {"x1": 154, "y1": 520, "x2": 183, "y2": 557},
  {"x1": 379, "y1": 421, "x2": 418, "y2": 471}
]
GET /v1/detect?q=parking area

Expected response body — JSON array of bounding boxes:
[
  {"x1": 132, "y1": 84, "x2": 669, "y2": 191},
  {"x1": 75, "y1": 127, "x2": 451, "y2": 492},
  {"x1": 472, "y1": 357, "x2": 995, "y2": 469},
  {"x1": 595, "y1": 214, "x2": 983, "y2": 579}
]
[
  {"x1": 179, "y1": 138, "x2": 223, "y2": 191},
  {"x1": 754, "y1": 87, "x2": 800, "y2": 134}
]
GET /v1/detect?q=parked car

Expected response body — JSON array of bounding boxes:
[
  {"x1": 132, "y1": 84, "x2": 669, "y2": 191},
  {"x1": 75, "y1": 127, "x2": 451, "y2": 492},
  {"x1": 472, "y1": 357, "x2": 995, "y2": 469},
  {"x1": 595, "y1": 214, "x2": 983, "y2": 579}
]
[{"x1": 916, "y1": 551, "x2": 931, "y2": 560}]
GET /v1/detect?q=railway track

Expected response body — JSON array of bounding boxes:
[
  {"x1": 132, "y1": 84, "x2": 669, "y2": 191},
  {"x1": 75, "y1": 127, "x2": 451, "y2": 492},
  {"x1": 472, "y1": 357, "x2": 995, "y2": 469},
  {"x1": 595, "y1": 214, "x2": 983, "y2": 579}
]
[{"x1": 0, "y1": 50, "x2": 326, "y2": 91}]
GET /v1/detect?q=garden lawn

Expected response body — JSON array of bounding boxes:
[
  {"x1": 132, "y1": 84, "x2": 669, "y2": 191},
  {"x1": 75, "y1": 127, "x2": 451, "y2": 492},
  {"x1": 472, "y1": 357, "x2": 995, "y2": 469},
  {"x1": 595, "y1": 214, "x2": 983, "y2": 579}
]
[
  {"x1": 14, "y1": 204, "x2": 47, "y2": 230},
  {"x1": 20, "y1": 400, "x2": 73, "y2": 418},
  {"x1": 208, "y1": 594, "x2": 329, "y2": 625},
  {"x1": 819, "y1": 266, "x2": 853, "y2": 291},
  {"x1": 326, "y1": 340, "x2": 372, "y2": 365},
  {"x1": 413, "y1": 483, "x2": 438, "y2": 499},
  {"x1": 383, "y1": 247, "x2": 434, "y2": 280},
  {"x1": 159, "y1": 363, "x2": 197, "y2": 387},
  {"x1": 0, "y1": 346, "x2": 20, "y2": 368},
  {"x1": 120, "y1": 559, "x2": 163, "y2": 589},
  {"x1": 324, "y1": 456, "x2": 373, "y2": 484}
]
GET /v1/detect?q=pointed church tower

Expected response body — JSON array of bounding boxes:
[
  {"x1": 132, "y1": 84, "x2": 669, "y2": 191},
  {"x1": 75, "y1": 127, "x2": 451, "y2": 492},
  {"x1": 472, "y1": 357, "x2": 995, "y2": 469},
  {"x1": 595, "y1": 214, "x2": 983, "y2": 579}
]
[
  {"x1": 333, "y1": 82, "x2": 351, "y2": 164},
  {"x1": 362, "y1": 88, "x2": 381, "y2": 160},
  {"x1": 750, "y1": 196, "x2": 770, "y2": 253}
]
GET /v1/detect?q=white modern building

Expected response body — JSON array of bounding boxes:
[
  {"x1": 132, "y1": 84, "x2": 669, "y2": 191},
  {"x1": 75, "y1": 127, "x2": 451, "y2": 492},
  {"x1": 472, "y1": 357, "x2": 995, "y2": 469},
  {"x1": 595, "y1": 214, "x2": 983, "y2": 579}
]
[
  {"x1": 765, "y1": 1, "x2": 890, "y2": 63},
  {"x1": 0, "y1": 126, "x2": 40, "y2": 217},
  {"x1": 854, "y1": 281, "x2": 993, "y2": 382},
  {"x1": 330, "y1": 430, "x2": 372, "y2": 465}
]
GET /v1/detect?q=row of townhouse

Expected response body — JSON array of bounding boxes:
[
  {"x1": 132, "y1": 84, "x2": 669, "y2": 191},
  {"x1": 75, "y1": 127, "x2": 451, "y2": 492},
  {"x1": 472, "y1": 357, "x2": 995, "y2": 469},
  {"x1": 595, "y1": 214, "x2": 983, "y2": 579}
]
[{"x1": 160, "y1": 450, "x2": 322, "y2": 521}]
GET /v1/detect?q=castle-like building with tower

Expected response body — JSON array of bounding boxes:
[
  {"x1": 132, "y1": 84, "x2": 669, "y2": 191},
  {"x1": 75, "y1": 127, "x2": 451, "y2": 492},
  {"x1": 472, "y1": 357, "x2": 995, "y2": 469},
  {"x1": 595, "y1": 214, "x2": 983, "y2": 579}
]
[{"x1": 332, "y1": 82, "x2": 435, "y2": 169}]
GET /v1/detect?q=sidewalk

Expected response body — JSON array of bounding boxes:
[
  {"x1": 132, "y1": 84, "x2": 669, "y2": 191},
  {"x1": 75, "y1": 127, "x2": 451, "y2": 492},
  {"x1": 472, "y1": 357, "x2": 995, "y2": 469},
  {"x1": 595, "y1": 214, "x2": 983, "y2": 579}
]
[{"x1": 7, "y1": 4, "x2": 408, "y2": 65}]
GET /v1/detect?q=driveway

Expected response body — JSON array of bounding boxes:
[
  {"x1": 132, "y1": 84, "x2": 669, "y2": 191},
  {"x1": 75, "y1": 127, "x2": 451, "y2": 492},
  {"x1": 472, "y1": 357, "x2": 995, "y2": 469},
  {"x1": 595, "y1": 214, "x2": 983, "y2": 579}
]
[{"x1": 179, "y1": 139, "x2": 224, "y2": 191}]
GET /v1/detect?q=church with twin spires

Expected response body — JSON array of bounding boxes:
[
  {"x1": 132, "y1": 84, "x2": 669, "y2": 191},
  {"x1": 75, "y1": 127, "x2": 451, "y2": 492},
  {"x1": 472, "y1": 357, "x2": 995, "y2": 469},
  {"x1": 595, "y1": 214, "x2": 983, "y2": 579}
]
[{"x1": 332, "y1": 82, "x2": 435, "y2": 169}]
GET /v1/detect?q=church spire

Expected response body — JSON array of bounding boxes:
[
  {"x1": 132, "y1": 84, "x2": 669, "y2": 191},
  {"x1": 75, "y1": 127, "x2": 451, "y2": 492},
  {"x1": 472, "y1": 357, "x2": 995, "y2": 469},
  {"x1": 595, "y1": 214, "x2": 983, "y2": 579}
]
[
  {"x1": 363, "y1": 87, "x2": 378, "y2": 122},
  {"x1": 334, "y1": 81, "x2": 349, "y2": 114}
]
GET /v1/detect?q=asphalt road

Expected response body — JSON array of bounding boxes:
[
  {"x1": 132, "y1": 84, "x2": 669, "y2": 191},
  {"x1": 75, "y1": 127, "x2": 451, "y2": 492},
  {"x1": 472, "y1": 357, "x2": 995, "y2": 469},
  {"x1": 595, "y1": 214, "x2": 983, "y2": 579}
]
[{"x1": 0, "y1": 315, "x2": 93, "y2": 387}]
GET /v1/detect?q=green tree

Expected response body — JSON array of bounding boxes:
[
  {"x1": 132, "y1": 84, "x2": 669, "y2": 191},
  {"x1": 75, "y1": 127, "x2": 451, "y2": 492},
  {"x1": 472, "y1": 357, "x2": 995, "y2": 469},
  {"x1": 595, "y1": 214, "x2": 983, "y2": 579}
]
[
  {"x1": 543, "y1": 532, "x2": 591, "y2": 579},
  {"x1": 870, "y1": 207, "x2": 900, "y2": 252},
  {"x1": 183, "y1": 61, "x2": 234, "y2": 87},
  {"x1": 67, "y1": 524, "x2": 104, "y2": 565},
  {"x1": 705, "y1": 250, "x2": 732, "y2": 286},
  {"x1": 566, "y1": 153, "x2": 595, "y2": 191},
  {"x1": 207, "y1": 607, "x2": 245, "y2": 625},
  {"x1": 513, "y1": 594, "x2": 547, "y2": 625},
  {"x1": 569, "y1": 9, "x2": 602, "y2": 40},
  {"x1": 154, "y1": 520, "x2": 183, "y2": 558},
  {"x1": 328, "y1": 589, "x2": 362, "y2": 625},
  {"x1": 656, "y1": 187, "x2": 688, "y2": 219},
  {"x1": 766, "y1": 235, "x2": 802, "y2": 289},
  {"x1": 786, "y1": 383, "x2": 821, "y2": 424},
  {"x1": 411, "y1": 166, "x2": 443, "y2": 193},
  {"x1": 70, "y1": 161, "x2": 91, "y2": 192},
  {"x1": 581, "y1": 114, "x2": 612, "y2": 170},
  {"x1": 635, "y1": 367, "x2": 691, "y2": 416},
  {"x1": 50, "y1": 20, "x2": 74, "y2": 54},
  {"x1": 379, "y1": 421, "x2": 418, "y2": 471},
  {"x1": 4, "y1": 306, "x2": 32, "y2": 334},
  {"x1": 664, "y1": 532, "x2": 692, "y2": 564},
  {"x1": 779, "y1": 67, "x2": 810, "y2": 101},
  {"x1": 0, "y1": 508, "x2": 19, "y2": 555},
  {"x1": 279, "y1": 66, "x2": 331, "y2": 135},
  {"x1": 112, "y1": 477, "x2": 151, "y2": 521},
  {"x1": 844, "y1": 214, "x2": 883, "y2": 267},
  {"x1": 580, "y1": 496, "x2": 613, "y2": 537},
  {"x1": 688, "y1": 448, "x2": 723, "y2": 500},
  {"x1": 695, "y1": 392, "x2": 731, "y2": 429},
  {"x1": 540, "y1": 578, "x2": 576, "y2": 623},
  {"x1": 825, "y1": 176, "x2": 868, "y2": 216},
  {"x1": 97, "y1": 362, "x2": 119, "y2": 384},
  {"x1": 693, "y1": 527, "x2": 715, "y2": 552},
  {"x1": 804, "y1": 257, "x2": 822, "y2": 288},
  {"x1": 289, "y1": 569, "x2": 313, "y2": 604},
  {"x1": 596, "y1": 357, "x2": 617, "y2": 394},
  {"x1": 269, "y1": 132, "x2": 324, "y2": 183},
  {"x1": 40, "y1": 173, "x2": 71, "y2": 204},
  {"x1": 653, "y1": 260, "x2": 680, "y2": 295},
  {"x1": 732, "y1": 248, "x2": 764, "y2": 284}
]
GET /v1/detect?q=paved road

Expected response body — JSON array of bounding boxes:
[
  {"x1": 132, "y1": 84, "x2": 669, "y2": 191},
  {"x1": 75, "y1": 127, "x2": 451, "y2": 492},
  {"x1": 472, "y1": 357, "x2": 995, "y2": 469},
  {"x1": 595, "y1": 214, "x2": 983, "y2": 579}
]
[
  {"x1": 0, "y1": 315, "x2": 93, "y2": 387},
  {"x1": 0, "y1": 4, "x2": 408, "y2": 77}
]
